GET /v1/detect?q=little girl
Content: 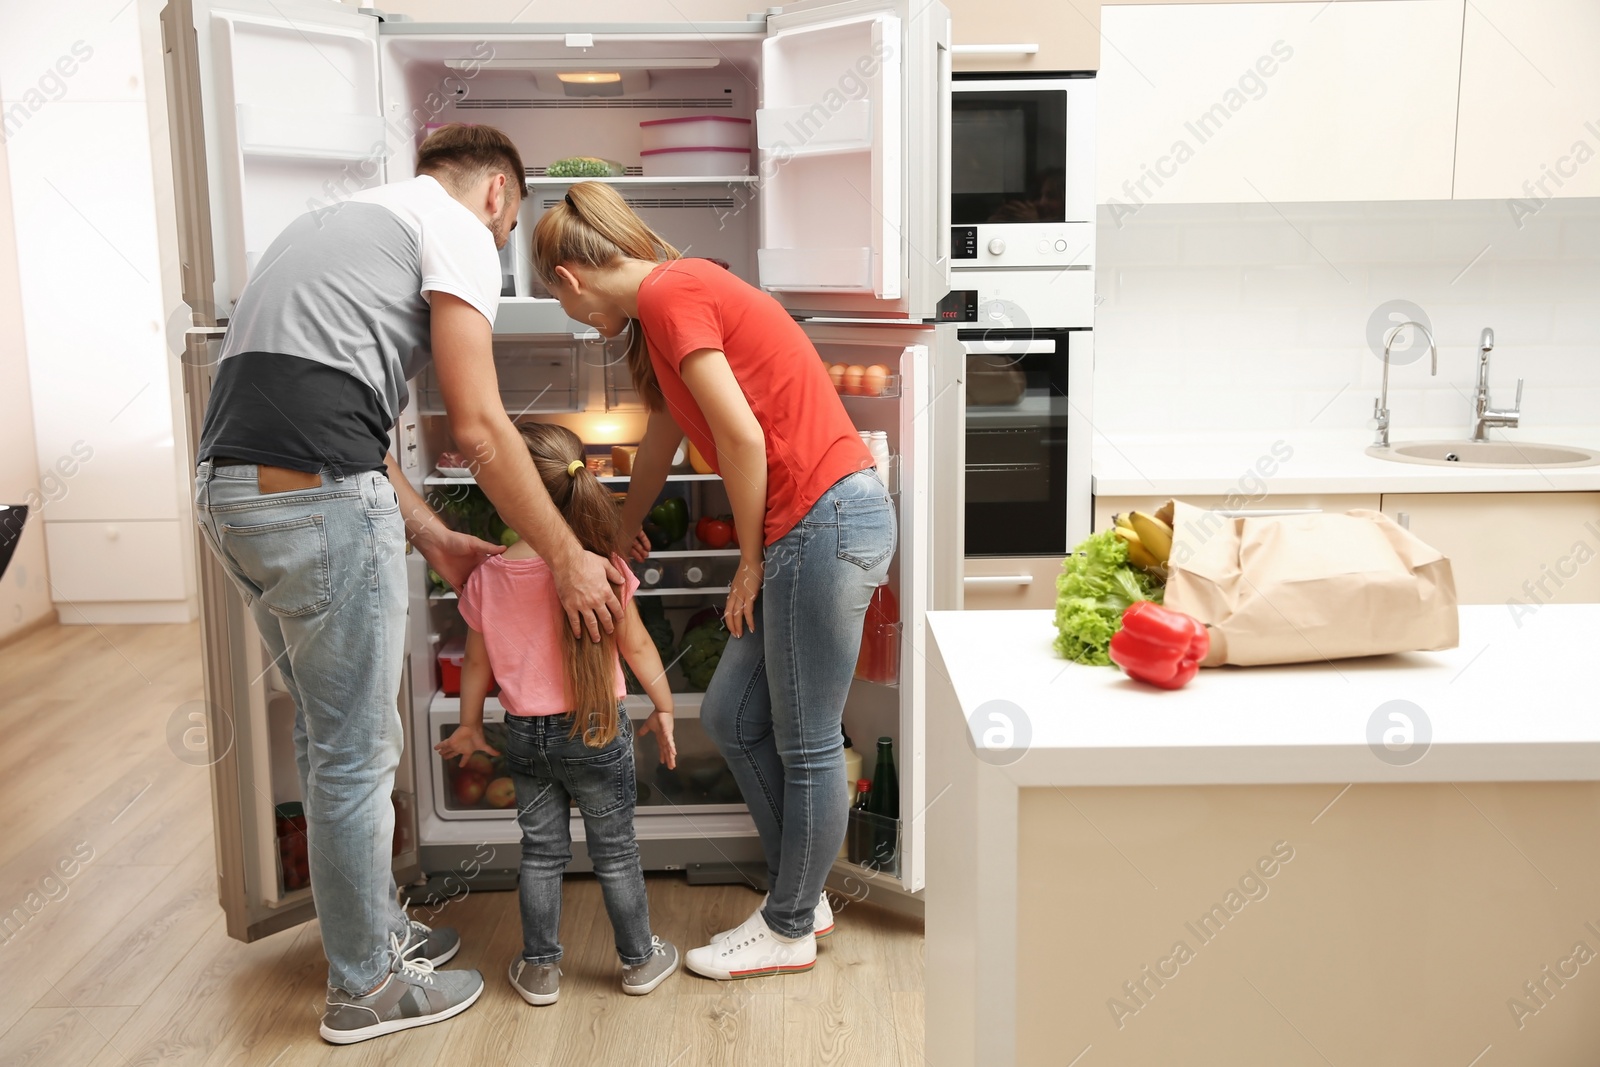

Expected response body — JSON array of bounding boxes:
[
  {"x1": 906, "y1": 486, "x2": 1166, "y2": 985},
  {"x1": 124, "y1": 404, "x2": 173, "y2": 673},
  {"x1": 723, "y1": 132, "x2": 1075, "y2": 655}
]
[{"x1": 435, "y1": 423, "x2": 679, "y2": 1004}]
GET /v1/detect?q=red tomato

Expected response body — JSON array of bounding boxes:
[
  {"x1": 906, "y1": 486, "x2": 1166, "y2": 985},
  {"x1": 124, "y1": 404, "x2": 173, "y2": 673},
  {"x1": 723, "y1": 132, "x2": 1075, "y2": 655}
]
[{"x1": 695, "y1": 516, "x2": 734, "y2": 549}]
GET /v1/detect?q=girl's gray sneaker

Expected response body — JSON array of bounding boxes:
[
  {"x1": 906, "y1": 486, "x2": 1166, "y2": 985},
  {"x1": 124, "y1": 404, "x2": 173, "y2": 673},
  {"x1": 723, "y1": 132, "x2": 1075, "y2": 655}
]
[
  {"x1": 621, "y1": 936, "x2": 679, "y2": 995},
  {"x1": 509, "y1": 958, "x2": 561, "y2": 1005},
  {"x1": 320, "y1": 934, "x2": 483, "y2": 1045}
]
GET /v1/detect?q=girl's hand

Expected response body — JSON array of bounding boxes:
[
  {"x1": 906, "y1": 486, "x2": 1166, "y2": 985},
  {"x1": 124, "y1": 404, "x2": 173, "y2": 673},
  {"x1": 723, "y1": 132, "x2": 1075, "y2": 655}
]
[
  {"x1": 434, "y1": 724, "x2": 501, "y2": 768},
  {"x1": 723, "y1": 555, "x2": 763, "y2": 638},
  {"x1": 639, "y1": 709, "x2": 676, "y2": 769}
]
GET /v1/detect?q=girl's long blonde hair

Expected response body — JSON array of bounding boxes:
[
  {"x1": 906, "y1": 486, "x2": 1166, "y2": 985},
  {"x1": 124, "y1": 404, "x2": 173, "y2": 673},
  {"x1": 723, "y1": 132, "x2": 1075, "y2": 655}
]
[
  {"x1": 529, "y1": 181, "x2": 680, "y2": 410},
  {"x1": 517, "y1": 422, "x2": 625, "y2": 747}
]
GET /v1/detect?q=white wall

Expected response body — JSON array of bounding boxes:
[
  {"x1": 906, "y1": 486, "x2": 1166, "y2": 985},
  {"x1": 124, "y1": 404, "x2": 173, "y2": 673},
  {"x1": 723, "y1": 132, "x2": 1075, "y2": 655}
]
[
  {"x1": 0, "y1": 0, "x2": 194, "y2": 624},
  {"x1": 0, "y1": 124, "x2": 54, "y2": 642},
  {"x1": 1093, "y1": 198, "x2": 1600, "y2": 435}
]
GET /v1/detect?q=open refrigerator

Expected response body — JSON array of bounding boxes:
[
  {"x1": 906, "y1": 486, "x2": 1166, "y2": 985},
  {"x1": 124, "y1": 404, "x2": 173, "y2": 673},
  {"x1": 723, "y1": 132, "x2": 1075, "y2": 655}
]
[{"x1": 162, "y1": 0, "x2": 961, "y2": 943}]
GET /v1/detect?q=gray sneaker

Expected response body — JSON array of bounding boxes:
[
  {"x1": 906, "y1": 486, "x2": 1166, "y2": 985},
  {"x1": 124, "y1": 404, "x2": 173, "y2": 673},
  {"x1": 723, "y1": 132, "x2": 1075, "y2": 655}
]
[
  {"x1": 320, "y1": 937, "x2": 483, "y2": 1045},
  {"x1": 622, "y1": 936, "x2": 679, "y2": 996},
  {"x1": 401, "y1": 919, "x2": 460, "y2": 967},
  {"x1": 508, "y1": 958, "x2": 560, "y2": 1006}
]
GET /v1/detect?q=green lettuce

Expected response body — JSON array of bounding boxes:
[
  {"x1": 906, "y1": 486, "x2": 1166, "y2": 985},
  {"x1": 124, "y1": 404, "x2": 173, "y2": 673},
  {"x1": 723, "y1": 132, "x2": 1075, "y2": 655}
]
[{"x1": 1052, "y1": 530, "x2": 1164, "y2": 665}]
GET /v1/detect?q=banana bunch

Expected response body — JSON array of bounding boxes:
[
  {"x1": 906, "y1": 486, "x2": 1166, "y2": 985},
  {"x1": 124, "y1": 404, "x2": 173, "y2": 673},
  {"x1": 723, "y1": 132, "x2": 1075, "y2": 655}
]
[{"x1": 1112, "y1": 507, "x2": 1175, "y2": 575}]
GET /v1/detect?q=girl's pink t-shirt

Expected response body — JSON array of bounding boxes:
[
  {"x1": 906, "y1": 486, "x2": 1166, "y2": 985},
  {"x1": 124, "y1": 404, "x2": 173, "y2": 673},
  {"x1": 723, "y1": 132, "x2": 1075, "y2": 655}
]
[{"x1": 458, "y1": 553, "x2": 639, "y2": 716}]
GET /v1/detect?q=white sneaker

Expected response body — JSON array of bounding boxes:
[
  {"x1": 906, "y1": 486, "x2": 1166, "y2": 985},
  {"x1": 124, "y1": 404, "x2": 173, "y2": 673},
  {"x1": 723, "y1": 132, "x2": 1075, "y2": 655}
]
[
  {"x1": 712, "y1": 893, "x2": 834, "y2": 943},
  {"x1": 686, "y1": 912, "x2": 816, "y2": 981}
]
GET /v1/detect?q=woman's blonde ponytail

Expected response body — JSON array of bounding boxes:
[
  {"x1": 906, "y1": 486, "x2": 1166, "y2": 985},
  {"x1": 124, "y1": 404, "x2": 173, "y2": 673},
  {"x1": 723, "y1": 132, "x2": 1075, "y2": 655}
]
[{"x1": 530, "y1": 182, "x2": 680, "y2": 410}]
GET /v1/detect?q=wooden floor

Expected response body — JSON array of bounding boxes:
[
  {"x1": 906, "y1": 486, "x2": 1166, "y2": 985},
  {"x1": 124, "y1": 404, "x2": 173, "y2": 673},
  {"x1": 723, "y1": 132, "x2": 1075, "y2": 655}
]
[{"x1": 0, "y1": 622, "x2": 925, "y2": 1066}]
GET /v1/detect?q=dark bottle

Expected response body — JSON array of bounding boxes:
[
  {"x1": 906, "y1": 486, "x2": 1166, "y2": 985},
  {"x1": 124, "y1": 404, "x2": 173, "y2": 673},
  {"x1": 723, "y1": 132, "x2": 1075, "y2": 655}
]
[
  {"x1": 847, "y1": 778, "x2": 872, "y2": 865},
  {"x1": 866, "y1": 737, "x2": 899, "y2": 869}
]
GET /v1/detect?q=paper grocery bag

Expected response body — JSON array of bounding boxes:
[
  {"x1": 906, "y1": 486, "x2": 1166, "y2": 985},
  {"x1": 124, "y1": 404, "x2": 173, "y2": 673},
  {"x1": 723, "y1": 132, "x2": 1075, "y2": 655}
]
[{"x1": 1163, "y1": 501, "x2": 1459, "y2": 667}]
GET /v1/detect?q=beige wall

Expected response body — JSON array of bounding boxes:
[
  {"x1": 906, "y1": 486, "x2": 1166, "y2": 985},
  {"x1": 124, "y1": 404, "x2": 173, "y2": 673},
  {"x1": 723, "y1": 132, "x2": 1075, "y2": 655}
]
[
  {"x1": 1017, "y1": 783, "x2": 1600, "y2": 1066},
  {"x1": 0, "y1": 129, "x2": 54, "y2": 642}
]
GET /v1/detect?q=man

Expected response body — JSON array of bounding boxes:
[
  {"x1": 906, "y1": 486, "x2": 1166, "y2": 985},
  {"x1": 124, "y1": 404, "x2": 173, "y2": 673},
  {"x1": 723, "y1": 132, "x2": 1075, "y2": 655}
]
[{"x1": 192, "y1": 124, "x2": 624, "y2": 1044}]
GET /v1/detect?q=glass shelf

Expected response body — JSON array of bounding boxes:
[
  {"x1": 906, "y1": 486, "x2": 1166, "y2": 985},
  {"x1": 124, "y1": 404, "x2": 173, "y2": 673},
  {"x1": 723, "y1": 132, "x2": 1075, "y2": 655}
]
[
  {"x1": 422, "y1": 472, "x2": 722, "y2": 486},
  {"x1": 525, "y1": 175, "x2": 760, "y2": 186}
]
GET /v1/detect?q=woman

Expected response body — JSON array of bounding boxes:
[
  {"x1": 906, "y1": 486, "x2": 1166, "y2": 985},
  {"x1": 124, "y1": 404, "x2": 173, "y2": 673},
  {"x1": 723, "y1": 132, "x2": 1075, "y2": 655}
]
[{"x1": 530, "y1": 182, "x2": 896, "y2": 980}]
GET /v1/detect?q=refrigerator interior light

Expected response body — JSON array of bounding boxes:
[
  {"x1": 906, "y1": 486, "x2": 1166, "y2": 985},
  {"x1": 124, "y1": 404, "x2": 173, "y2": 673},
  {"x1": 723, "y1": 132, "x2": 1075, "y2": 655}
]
[{"x1": 557, "y1": 71, "x2": 622, "y2": 84}]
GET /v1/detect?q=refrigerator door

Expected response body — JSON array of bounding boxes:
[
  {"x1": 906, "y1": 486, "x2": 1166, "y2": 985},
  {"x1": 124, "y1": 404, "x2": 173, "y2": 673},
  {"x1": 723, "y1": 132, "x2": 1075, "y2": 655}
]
[
  {"x1": 162, "y1": 0, "x2": 419, "y2": 943},
  {"x1": 800, "y1": 321, "x2": 962, "y2": 892},
  {"x1": 168, "y1": 0, "x2": 386, "y2": 322},
  {"x1": 759, "y1": 0, "x2": 951, "y2": 321}
]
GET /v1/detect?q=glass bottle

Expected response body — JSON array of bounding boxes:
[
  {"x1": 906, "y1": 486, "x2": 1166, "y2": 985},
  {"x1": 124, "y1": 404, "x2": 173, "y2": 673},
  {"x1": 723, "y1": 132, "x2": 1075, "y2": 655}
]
[
  {"x1": 866, "y1": 737, "x2": 898, "y2": 869},
  {"x1": 847, "y1": 778, "x2": 872, "y2": 865}
]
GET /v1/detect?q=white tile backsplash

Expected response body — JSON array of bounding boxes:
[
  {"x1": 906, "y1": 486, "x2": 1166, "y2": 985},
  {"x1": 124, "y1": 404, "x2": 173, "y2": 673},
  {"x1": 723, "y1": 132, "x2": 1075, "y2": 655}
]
[{"x1": 1094, "y1": 199, "x2": 1600, "y2": 434}]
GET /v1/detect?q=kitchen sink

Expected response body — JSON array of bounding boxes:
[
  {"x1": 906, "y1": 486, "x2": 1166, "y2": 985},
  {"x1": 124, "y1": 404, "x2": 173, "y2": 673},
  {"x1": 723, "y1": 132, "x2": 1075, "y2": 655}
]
[{"x1": 1368, "y1": 440, "x2": 1600, "y2": 468}]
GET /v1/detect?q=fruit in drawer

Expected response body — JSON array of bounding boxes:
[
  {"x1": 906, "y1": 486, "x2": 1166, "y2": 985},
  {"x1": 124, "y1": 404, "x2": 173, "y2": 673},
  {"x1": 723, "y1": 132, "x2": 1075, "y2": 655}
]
[
  {"x1": 452, "y1": 773, "x2": 487, "y2": 806},
  {"x1": 462, "y1": 752, "x2": 495, "y2": 778},
  {"x1": 485, "y1": 777, "x2": 516, "y2": 808}
]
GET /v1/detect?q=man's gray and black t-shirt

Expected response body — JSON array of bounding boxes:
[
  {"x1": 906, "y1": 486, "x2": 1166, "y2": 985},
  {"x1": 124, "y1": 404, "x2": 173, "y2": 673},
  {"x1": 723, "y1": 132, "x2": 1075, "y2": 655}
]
[{"x1": 198, "y1": 175, "x2": 501, "y2": 474}]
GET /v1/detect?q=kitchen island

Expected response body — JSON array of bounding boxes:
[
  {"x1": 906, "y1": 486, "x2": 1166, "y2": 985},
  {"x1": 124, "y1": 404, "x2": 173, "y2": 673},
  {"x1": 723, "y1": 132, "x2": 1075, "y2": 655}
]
[{"x1": 924, "y1": 605, "x2": 1600, "y2": 1066}]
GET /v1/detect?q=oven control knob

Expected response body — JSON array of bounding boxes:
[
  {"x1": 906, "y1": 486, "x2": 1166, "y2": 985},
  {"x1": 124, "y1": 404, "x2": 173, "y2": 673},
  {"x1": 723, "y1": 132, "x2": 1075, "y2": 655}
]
[
  {"x1": 1054, "y1": 239, "x2": 1069, "y2": 252},
  {"x1": 1036, "y1": 239, "x2": 1051, "y2": 254},
  {"x1": 986, "y1": 238, "x2": 1006, "y2": 256}
]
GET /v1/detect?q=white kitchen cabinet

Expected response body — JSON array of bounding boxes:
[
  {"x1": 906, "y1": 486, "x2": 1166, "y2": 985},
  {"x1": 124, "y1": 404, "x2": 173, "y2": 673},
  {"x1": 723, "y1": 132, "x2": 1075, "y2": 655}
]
[
  {"x1": 44, "y1": 519, "x2": 187, "y2": 602},
  {"x1": 1092, "y1": 493, "x2": 1382, "y2": 535},
  {"x1": 947, "y1": 0, "x2": 1093, "y2": 74},
  {"x1": 1097, "y1": 2, "x2": 1463, "y2": 205},
  {"x1": 963, "y1": 556, "x2": 1064, "y2": 611},
  {"x1": 1453, "y1": 0, "x2": 1600, "y2": 201},
  {"x1": 1381, "y1": 493, "x2": 1600, "y2": 606}
]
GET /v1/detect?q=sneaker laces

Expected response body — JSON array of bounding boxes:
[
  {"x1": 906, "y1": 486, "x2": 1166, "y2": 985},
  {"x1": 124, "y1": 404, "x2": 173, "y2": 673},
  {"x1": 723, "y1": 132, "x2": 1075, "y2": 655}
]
[
  {"x1": 649, "y1": 935, "x2": 667, "y2": 957},
  {"x1": 391, "y1": 931, "x2": 437, "y2": 984}
]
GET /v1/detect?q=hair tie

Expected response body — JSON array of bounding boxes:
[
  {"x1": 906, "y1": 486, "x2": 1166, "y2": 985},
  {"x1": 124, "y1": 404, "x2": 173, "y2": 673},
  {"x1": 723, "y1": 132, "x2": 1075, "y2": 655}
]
[
  {"x1": 567, "y1": 459, "x2": 584, "y2": 478},
  {"x1": 564, "y1": 191, "x2": 577, "y2": 212}
]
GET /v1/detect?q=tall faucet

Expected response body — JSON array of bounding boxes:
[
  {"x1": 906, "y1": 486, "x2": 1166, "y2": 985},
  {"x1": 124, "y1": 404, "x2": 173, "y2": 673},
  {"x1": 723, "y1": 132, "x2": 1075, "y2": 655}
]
[
  {"x1": 1372, "y1": 320, "x2": 1437, "y2": 448},
  {"x1": 1472, "y1": 327, "x2": 1522, "y2": 441}
]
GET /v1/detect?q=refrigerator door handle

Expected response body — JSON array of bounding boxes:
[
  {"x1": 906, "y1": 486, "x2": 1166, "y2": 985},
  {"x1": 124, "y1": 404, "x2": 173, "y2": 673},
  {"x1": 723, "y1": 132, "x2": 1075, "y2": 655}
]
[{"x1": 963, "y1": 574, "x2": 1034, "y2": 586}]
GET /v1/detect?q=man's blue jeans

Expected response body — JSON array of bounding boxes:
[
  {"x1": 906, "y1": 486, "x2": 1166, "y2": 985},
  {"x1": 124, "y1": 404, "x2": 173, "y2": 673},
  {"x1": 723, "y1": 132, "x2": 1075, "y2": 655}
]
[{"x1": 195, "y1": 461, "x2": 409, "y2": 995}]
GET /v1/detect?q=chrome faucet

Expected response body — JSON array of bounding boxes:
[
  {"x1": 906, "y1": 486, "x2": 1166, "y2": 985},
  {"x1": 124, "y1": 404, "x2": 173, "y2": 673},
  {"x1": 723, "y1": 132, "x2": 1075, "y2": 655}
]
[
  {"x1": 1372, "y1": 320, "x2": 1437, "y2": 448},
  {"x1": 1472, "y1": 327, "x2": 1522, "y2": 441}
]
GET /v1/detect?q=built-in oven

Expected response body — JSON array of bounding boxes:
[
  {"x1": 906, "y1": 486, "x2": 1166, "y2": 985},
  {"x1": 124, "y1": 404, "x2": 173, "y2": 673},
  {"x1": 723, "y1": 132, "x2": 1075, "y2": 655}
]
[
  {"x1": 961, "y1": 329, "x2": 1092, "y2": 559},
  {"x1": 947, "y1": 74, "x2": 1096, "y2": 329}
]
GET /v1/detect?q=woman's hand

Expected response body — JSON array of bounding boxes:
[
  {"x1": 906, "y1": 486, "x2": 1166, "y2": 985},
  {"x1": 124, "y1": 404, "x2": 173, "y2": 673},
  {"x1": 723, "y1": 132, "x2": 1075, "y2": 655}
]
[
  {"x1": 616, "y1": 526, "x2": 651, "y2": 563},
  {"x1": 639, "y1": 709, "x2": 677, "y2": 769},
  {"x1": 723, "y1": 554, "x2": 763, "y2": 638},
  {"x1": 422, "y1": 529, "x2": 505, "y2": 592},
  {"x1": 433, "y1": 723, "x2": 501, "y2": 768}
]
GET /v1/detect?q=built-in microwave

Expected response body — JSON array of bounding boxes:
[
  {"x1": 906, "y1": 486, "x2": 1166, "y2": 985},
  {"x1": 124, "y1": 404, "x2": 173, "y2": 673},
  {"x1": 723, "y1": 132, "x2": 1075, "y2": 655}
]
[{"x1": 949, "y1": 75, "x2": 1096, "y2": 286}]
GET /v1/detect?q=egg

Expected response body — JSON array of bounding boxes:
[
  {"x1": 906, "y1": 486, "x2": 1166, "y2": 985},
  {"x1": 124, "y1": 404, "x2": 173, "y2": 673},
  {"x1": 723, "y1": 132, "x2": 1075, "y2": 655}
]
[
  {"x1": 827, "y1": 363, "x2": 846, "y2": 391},
  {"x1": 841, "y1": 364, "x2": 866, "y2": 396},
  {"x1": 862, "y1": 364, "x2": 891, "y2": 396}
]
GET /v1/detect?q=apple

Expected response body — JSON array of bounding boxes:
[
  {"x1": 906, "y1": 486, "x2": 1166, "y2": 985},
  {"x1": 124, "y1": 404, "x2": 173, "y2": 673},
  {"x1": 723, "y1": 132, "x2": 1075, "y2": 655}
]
[
  {"x1": 462, "y1": 752, "x2": 494, "y2": 778},
  {"x1": 452, "y1": 773, "x2": 488, "y2": 806},
  {"x1": 485, "y1": 777, "x2": 516, "y2": 808}
]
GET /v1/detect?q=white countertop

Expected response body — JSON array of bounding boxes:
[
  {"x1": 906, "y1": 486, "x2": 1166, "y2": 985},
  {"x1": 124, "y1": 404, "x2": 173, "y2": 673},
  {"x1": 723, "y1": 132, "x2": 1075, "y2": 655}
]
[
  {"x1": 925, "y1": 605, "x2": 1600, "y2": 786},
  {"x1": 1092, "y1": 427, "x2": 1600, "y2": 496}
]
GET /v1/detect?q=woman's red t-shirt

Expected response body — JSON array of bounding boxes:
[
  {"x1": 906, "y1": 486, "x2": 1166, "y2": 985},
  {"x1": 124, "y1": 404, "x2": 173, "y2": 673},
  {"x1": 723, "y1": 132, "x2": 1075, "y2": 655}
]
[{"x1": 636, "y1": 258, "x2": 875, "y2": 546}]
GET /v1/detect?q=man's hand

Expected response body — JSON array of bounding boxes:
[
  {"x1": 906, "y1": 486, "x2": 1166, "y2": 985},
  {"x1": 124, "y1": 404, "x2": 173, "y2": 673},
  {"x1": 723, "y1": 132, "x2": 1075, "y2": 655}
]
[
  {"x1": 423, "y1": 528, "x2": 505, "y2": 591},
  {"x1": 553, "y1": 549, "x2": 625, "y2": 642}
]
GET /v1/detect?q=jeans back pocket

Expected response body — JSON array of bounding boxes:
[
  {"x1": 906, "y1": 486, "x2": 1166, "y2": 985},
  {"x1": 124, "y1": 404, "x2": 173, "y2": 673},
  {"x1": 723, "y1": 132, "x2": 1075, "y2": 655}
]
[
  {"x1": 559, "y1": 737, "x2": 634, "y2": 819},
  {"x1": 835, "y1": 496, "x2": 896, "y2": 571},
  {"x1": 219, "y1": 515, "x2": 332, "y2": 618}
]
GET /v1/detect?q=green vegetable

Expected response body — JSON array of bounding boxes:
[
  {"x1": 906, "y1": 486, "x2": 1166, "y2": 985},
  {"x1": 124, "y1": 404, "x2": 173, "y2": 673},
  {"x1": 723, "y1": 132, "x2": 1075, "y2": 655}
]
[
  {"x1": 545, "y1": 156, "x2": 625, "y2": 178},
  {"x1": 625, "y1": 599, "x2": 676, "y2": 695},
  {"x1": 499, "y1": 528, "x2": 521, "y2": 547},
  {"x1": 680, "y1": 619, "x2": 730, "y2": 691},
  {"x1": 648, "y1": 497, "x2": 689, "y2": 546},
  {"x1": 1053, "y1": 529, "x2": 1164, "y2": 666}
]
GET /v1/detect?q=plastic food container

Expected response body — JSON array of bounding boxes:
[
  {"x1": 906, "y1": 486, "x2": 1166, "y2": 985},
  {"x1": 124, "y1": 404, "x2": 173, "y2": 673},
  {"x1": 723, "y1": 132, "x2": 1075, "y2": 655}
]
[
  {"x1": 639, "y1": 115, "x2": 751, "y2": 152},
  {"x1": 438, "y1": 638, "x2": 467, "y2": 696},
  {"x1": 640, "y1": 146, "x2": 752, "y2": 177}
]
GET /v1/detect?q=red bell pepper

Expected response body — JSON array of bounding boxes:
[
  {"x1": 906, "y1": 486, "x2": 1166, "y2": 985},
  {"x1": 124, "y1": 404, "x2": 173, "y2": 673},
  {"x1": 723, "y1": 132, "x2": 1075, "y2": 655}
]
[{"x1": 1108, "y1": 601, "x2": 1210, "y2": 690}]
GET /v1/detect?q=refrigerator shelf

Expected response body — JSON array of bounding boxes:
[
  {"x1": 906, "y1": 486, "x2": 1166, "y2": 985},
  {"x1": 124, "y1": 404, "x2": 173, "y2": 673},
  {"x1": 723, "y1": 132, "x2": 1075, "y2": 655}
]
[
  {"x1": 422, "y1": 472, "x2": 723, "y2": 486},
  {"x1": 430, "y1": 691, "x2": 707, "y2": 718},
  {"x1": 525, "y1": 175, "x2": 760, "y2": 186},
  {"x1": 635, "y1": 585, "x2": 731, "y2": 597}
]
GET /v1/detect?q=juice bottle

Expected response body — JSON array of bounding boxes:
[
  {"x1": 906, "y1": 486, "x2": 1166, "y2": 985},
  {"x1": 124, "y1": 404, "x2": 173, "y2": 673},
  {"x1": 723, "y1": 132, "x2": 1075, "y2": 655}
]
[{"x1": 854, "y1": 582, "x2": 900, "y2": 684}]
